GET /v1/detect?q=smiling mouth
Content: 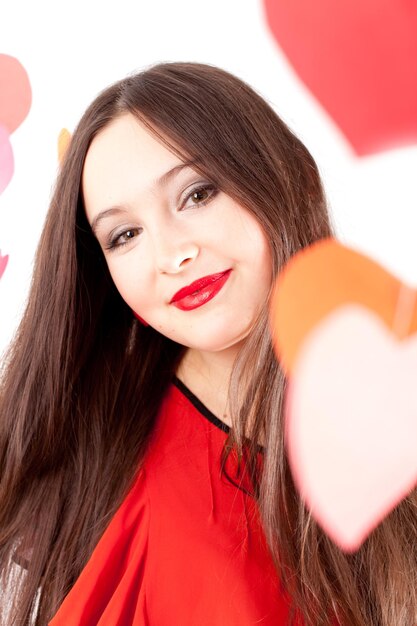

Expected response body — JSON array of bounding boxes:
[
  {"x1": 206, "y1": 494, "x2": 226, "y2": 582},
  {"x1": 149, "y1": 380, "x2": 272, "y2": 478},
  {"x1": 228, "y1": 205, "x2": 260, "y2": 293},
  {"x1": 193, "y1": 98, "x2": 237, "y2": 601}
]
[
  {"x1": 170, "y1": 270, "x2": 232, "y2": 311},
  {"x1": 170, "y1": 270, "x2": 231, "y2": 303}
]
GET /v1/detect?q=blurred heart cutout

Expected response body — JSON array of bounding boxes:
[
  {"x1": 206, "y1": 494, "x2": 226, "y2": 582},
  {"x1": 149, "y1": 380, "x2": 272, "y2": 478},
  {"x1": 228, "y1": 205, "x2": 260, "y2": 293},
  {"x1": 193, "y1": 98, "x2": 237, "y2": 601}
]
[
  {"x1": 269, "y1": 239, "x2": 417, "y2": 550},
  {"x1": 269, "y1": 238, "x2": 417, "y2": 374},
  {"x1": 58, "y1": 128, "x2": 71, "y2": 164},
  {"x1": 263, "y1": 0, "x2": 417, "y2": 155},
  {"x1": 0, "y1": 54, "x2": 32, "y2": 133},
  {"x1": 286, "y1": 305, "x2": 417, "y2": 552},
  {"x1": 0, "y1": 124, "x2": 14, "y2": 194},
  {"x1": 0, "y1": 252, "x2": 9, "y2": 280}
]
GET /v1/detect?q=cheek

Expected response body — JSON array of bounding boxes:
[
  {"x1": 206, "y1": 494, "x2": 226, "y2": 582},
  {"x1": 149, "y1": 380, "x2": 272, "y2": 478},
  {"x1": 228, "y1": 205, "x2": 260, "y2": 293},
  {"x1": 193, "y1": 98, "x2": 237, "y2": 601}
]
[
  {"x1": 249, "y1": 220, "x2": 273, "y2": 276},
  {"x1": 260, "y1": 242, "x2": 273, "y2": 283},
  {"x1": 244, "y1": 232, "x2": 273, "y2": 300},
  {"x1": 237, "y1": 220, "x2": 272, "y2": 281},
  {"x1": 106, "y1": 259, "x2": 150, "y2": 310},
  {"x1": 223, "y1": 205, "x2": 271, "y2": 260}
]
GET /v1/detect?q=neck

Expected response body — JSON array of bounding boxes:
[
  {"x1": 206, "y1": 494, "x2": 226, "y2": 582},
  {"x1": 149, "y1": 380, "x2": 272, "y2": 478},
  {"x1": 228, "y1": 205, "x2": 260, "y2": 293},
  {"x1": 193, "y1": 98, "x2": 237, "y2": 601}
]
[{"x1": 175, "y1": 343, "x2": 243, "y2": 427}]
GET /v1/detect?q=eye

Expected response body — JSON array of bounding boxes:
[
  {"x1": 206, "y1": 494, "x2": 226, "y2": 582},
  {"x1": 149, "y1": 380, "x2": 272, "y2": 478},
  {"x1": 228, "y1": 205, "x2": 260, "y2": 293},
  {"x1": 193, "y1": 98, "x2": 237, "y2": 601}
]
[
  {"x1": 182, "y1": 183, "x2": 218, "y2": 210},
  {"x1": 105, "y1": 227, "x2": 142, "y2": 251}
]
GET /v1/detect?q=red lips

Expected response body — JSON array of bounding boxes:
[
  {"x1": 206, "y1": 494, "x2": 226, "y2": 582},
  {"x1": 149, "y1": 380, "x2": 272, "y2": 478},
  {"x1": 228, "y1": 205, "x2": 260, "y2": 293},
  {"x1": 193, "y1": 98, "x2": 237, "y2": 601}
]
[
  {"x1": 170, "y1": 270, "x2": 232, "y2": 311},
  {"x1": 169, "y1": 270, "x2": 230, "y2": 303}
]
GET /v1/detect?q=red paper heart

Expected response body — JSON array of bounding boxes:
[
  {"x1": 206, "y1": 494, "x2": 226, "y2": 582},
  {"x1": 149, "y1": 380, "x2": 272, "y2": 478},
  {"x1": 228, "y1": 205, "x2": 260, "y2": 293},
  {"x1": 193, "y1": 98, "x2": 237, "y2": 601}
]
[{"x1": 263, "y1": 0, "x2": 417, "y2": 155}]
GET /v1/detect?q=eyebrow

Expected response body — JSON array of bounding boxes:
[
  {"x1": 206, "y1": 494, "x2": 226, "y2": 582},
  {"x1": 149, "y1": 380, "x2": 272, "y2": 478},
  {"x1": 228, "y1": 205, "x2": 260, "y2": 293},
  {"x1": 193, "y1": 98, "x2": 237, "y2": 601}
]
[{"x1": 90, "y1": 160, "x2": 198, "y2": 235}]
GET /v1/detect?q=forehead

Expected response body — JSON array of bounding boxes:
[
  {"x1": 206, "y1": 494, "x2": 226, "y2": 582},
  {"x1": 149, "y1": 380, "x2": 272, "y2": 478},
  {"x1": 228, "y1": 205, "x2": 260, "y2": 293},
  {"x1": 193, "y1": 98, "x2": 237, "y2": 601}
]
[{"x1": 82, "y1": 113, "x2": 181, "y2": 221}]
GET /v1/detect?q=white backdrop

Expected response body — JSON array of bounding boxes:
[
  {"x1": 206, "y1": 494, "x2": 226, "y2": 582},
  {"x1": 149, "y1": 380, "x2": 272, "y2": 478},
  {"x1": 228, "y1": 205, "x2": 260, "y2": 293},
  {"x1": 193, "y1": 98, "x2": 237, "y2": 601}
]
[{"x1": 1, "y1": 0, "x2": 416, "y2": 358}]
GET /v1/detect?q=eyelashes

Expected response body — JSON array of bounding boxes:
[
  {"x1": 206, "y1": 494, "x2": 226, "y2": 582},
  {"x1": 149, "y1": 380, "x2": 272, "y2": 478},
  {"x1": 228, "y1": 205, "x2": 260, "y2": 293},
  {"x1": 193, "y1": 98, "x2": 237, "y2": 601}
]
[
  {"x1": 106, "y1": 227, "x2": 142, "y2": 250},
  {"x1": 104, "y1": 182, "x2": 218, "y2": 251},
  {"x1": 182, "y1": 183, "x2": 217, "y2": 210}
]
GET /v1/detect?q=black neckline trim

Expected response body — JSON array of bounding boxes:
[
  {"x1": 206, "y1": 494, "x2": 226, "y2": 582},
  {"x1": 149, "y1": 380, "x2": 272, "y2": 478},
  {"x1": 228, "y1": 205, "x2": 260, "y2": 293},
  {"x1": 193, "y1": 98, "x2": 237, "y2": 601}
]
[{"x1": 172, "y1": 376, "x2": 230, "y2": 434}]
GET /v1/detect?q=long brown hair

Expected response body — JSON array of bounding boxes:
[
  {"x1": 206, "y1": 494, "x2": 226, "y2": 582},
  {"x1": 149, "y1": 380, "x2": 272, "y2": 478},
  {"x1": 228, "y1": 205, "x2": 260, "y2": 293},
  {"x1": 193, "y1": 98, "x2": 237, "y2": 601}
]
[{"x1": 0, "y1": 62, "x2": 416, "y2": 625}]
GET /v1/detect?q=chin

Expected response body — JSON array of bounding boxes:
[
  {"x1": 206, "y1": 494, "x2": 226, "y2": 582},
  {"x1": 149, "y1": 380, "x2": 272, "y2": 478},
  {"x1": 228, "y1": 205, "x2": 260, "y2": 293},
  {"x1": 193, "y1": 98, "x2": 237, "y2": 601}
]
[
  {"x1": 182, "y1": 330, "x2": 251, "y2": 353},
  {"x1": 156, "y1": 316, "x2": 253, "y2": 352}
]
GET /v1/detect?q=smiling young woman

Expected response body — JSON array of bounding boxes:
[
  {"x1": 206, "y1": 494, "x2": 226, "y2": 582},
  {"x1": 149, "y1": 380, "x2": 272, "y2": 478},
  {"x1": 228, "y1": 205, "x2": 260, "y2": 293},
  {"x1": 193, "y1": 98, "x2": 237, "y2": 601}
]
[
  {"x1": 81, "y1": 113, "x2": 273, "y2": 424},
  {"x1": 0, "y1": 62, "x2": 416, "y2": 626}
]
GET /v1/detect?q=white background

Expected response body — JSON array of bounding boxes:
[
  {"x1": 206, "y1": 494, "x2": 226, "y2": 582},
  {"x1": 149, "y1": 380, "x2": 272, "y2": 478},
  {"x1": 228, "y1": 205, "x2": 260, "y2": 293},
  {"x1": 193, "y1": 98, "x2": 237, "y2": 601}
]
[{"x1": 1, "y1": 0, "x2": 416, "y2": 358}]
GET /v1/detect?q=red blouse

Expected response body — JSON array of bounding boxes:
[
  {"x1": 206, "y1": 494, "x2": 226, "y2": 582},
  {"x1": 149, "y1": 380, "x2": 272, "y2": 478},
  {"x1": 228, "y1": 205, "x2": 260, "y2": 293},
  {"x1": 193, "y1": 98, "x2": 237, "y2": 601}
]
[{"x1": 49, "y1": 378, "x2": 298, "y2": 625}]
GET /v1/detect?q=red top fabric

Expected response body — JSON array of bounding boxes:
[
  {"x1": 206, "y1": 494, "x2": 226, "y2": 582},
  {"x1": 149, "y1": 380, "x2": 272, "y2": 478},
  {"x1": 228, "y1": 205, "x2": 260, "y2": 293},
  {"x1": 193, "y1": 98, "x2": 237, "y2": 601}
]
[{"x1": 49, "y1": 377, "x2": 297, "y2": 625}]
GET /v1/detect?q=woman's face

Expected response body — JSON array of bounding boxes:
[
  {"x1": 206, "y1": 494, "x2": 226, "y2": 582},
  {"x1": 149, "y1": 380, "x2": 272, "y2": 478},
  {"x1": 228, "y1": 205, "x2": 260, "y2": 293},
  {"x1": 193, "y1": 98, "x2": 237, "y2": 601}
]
[{"x1": 82, "y1": 113, "x2": 272, "y2": 353}]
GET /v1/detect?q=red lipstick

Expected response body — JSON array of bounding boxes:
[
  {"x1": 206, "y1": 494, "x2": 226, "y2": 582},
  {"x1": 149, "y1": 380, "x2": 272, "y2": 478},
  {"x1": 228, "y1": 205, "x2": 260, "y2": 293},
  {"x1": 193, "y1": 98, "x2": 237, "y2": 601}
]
[{"x1": 170, "y1": 269, "x2": 232, "y2": 311}]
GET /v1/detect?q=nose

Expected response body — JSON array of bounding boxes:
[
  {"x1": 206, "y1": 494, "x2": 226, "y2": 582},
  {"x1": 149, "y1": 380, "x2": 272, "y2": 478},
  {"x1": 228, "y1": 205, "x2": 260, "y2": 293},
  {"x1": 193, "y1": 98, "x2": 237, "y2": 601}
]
[{"x1": 152, "y1": 225, "x2": 199, "y2": 274}]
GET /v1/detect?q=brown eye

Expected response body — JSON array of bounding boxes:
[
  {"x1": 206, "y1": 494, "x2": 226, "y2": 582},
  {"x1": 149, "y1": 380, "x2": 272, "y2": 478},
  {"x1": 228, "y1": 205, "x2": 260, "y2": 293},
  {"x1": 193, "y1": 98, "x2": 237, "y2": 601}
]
[
  {"x1": 191, "y1": 188, "x2": 209, "y2": 203},
  {"x1": 118, "y1": 228, "x2": 140, "y2": 244},
  {"x1": 106, "y1": 227, "x2": 142, "y2": 251},
  {"x1": 182, "y1": 184, "x2": 218, "y2": 210}
]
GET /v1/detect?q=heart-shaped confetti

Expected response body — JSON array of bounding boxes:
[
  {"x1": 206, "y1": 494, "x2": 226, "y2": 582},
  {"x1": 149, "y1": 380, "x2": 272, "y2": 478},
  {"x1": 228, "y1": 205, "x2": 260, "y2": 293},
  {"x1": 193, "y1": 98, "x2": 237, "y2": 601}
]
[
  {"x1": 269, "y1": 239, "x2": 417, "y2": 550},
  {"x1": 0, "y1": 252, "x2": 9, "y2": 280},
  {"x1": 269, "y1": 238, "x2": 417, "y2": 374},
  {"x1": 0, "y1": 54, "x2": 32, "y2": 133},
  {"x1": 286, "y1": 305, "x2": 417, "y2": 551},
  {"x1": 58, "y1": 128, "x2": 71, "y2": 164},
  {"x1": 0, "y1": 124, "x2": 14, "y2": 195},
  {"x1": 263, "y1": 0, "x2": 417, "y2": 155}
]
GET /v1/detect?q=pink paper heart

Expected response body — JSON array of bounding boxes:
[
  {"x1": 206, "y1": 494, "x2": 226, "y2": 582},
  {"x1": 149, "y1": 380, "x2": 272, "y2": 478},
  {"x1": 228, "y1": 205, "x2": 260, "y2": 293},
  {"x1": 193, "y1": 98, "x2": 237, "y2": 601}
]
[
  {"x1": 0, "y1": 124, "x2": 14, "y2": 194},
  {"x1": 0, "y1": 54, "x2": 32, "y2": 134},
  {"x1": 286, "y1": 305, "x2": 417, "y2": 552},
  {"x1": 263, "y1": 0, "x2": 417, "y2": 155},
  {"x1": 0, "y1": 252, "x2": 9, "y2": 280}
]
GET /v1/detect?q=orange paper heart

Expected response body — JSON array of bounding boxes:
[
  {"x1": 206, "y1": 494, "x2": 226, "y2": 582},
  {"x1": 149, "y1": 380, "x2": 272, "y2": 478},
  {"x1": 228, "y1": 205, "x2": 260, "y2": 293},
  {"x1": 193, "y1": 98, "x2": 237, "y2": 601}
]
[
  {"x1": 269, "y1": 239, "x2": 417, "y2": 374},
  {"x1": 58, "y1": 128, "x2": 71, "y2": 164}
]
